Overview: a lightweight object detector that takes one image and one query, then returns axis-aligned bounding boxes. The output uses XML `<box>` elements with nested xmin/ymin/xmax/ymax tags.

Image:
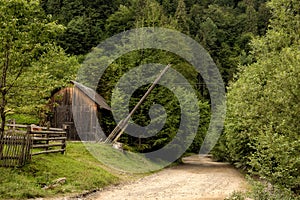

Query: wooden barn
<box><xmin>49</xmin><ymin>81</ymin><xmax>111</xmax><ymax>141</ymax></box>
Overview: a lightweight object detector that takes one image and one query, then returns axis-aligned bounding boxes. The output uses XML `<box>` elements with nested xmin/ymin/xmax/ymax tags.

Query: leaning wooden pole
<box><xmin>104</xmin><ymin>64</ymin><xmax>171</xmax><ymax>144</ymax></box>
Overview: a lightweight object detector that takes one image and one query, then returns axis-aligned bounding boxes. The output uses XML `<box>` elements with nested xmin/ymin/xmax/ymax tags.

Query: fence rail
<box><xmin>0</xmin><ymin>124</ymin><xmax>67</xmax><ymax>167</ymax></box>
<box><xmin>0</xmin><ymin>133</ymin><xmax>31</xmax><ymax>167</ymax></box>
<box><xmin>28</xmin><ymin>124</ymin><xmax>67</xmax><ymax>156</ymax></box>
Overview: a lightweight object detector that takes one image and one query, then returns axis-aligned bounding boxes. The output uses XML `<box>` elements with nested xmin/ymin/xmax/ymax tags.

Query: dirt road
<box><xmin>85</xmin><ymin>155</ymin><xmax>248</xmax><ymax>200</ymax></box>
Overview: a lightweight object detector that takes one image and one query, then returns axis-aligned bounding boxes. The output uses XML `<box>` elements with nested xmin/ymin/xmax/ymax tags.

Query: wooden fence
<box><xmin>0</xmin><ymin>130</ymin><xmax>31</xmax><ymax>167</ymax></box>
<box><xmin>0</xmin><ymin>124</ymin><xmax>67</xmax><ymax>167</ymax></box>
<box><xmin>29</xmin><ymin>125</ymin><xmax>67</xmax><ymax>156</ymax></box>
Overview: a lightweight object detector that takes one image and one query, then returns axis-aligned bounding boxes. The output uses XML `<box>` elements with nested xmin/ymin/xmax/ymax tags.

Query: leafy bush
<box><xmin>225</xmin><ymin>191</ymin><xmax>246</xmax><ymax>200</ymax></box>
<box><xmin>248</xmin><ymin>179</ymin><xmax>300</xmax><ymax>200</ymax></box>
<box><xmin>226</xmin><ymin>178</ymin><xmax>300</xmax><ymax>200</ymax></box>
<box><xmin>213</xmin><ymin>0</ymin><xmax>300</xmax><ymax>194</ymax></box>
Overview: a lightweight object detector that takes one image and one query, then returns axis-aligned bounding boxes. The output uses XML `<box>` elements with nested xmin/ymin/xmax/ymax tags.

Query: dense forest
<box><xmin>0</xmin><ymin>0</ymin><xmax>299</xmax><ymax>198</ymax></box>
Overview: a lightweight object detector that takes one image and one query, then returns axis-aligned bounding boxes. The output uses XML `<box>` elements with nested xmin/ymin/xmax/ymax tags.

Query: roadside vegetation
<box><xmin>0</xmin><ymin>0</ymin><xmax>299</xmax><ymax>199</ymax></box>
<box><xmin>227</xmin><ymin>178</ymin><xmax>300</xmax><ymax>200</ymax></box>
<box><xmin>213</xmin><ymin>0</ymin><xmax>300</xmax><ymax>197</ymax></box>
<box><xmin>0</xmin><ymin>142</ymin><xmax>142</xmax><ymax>199</ymax></box>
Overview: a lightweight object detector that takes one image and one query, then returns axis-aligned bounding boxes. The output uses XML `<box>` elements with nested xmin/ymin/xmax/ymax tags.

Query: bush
<box><xmin>213</xmin><ymin>0</ymin><xmax>300</xmax><ymax>194</ymax></box>
<box><xmin>248</xmin><ymin>179</ymin><xmax>300</xmax><ymax>200</ymax></box>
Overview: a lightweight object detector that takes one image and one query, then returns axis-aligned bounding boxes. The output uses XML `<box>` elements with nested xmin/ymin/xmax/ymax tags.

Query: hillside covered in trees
<box><xmin>0</xmin><ymin>0</ymin><xmax>299</xmax><ymax>198</ymax></box>
<box><xmin>39</xmin><ymin>0</ymin><xmax>272</xmax><ymax>155</ymax></box>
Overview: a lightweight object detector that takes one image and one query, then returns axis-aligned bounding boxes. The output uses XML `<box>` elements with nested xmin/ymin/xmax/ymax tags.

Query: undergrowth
<box><xmin>226</xmin><ymin>177</ymin><xmax>300</xmax><ymax>200</ymax></box>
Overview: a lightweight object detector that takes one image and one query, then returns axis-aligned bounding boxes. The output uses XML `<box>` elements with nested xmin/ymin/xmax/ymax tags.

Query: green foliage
<box><xmin>92</xmin><ymin>45</ymin><xmax>210</xmax><ymax>156</ymax></box>
<box><xmin>41</xmin><ymin>0</ymin><xmax>271</xmax><ymax>87</ymax></box>
<box><xmin>225</xmin><ymin>191</ymin><xmax>246</xmax><ymax>200</ymax></box>
<box><xmin>0</xmin><ymin>0</ymin><xmax>73</xmax><ymax>133</ymax></box>
<box><xmin>11</xmin><ymin>47</ymin><xmax>79</xmax><ymax>123</ymax></box>
<box><xmin>248</xmin><ymin>180</ymin><xmax>300</xmax><ymax>200</ymax></box>
<box><xmin>0</xmin><ymin>142</ymin><xmax>118</xmax><ymax>199</ymax></box>
<box><xmin>0</xmin><ymin>0</ymin><xmax>80</xmax><ymax>125</ymax></box>
<box><xmin>41</xmin><ymin>0</ymin><xmax>123</xmax><ymax>55</ymax></box>
<box><xmin>105</xmin><ymin>5</ymin><xmax>136</xmax><ymax>34</ymax></box>
<box><xmin>173</xmin><ymin>0</ymin><xmax>189</xmax><ymax>33</ymax></box>
<box><xmin>226</xmin><ymin>178</ymin><xmax>300</xmax><ymax>200</ymax></box>
<box><xmin>215</xmin><ymin>0</ymin><xmax>300</xmax><ymax>194</ymax></box>
<box><xmin>187</xmin><ymin>101</ymin><xmax>210</xmax><ymax>153</ymax></box>
<box><xmin>0</xmin><ymin>0</ymin><xmax>64</xmax><ymax>65</ymax></box>
<box><xmin>226</xmin><ymin>186</ymin><xmax>299</xmax><ymax>200</ymax></box>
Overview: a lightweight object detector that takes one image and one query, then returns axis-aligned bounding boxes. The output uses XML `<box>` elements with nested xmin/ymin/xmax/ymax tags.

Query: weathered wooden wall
<box><xmin>50</xmin><ymin>87</ymin><xmax>100</xmax><ymax>141</ymax></box>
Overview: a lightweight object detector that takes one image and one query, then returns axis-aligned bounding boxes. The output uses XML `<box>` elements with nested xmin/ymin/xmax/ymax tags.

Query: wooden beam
<box><xmin>105</xmin><ymin>64</ymin><xmax>171</xmax><ymax>144</ymax></box>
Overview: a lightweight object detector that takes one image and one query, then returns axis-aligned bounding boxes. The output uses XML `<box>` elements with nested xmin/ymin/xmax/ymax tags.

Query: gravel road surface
<box><xmin>85</xmin><ymin>155</ymin><xmax>248</xmax><ymax>200</ymax></box>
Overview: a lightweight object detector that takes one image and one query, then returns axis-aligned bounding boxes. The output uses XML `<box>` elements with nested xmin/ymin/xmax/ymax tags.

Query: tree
<box><xmin>75</xmin><ymin>0</ymin><xmax>211</xmax><ymax>155</ymax></box>
<box><xmin>105</xmin><ymin>5</ymin><xmax>136</xmax><ymax>36</ymax></box>
<box><xmin>173</xmin><ymin>0</ymin><xmax>189</xmax><ymax>33</ymax></box>
<box><xmin>41</xmin><ymin>0</ymin><xmax>124</xmax><ymax>55</ymax></box>
<box><xmin>10</xmin><ymin>47</ymin><xmax>79</xmax><ymax>124</ymax></box>
<box><xmin>217</xmin><ymin>0</ymin><xmax>300</xmax><ymax>192</ymax></box>
<box><xmin>59</xmin><ymin>15</ymin><xmax>97</xmax><ymax>55</ymax></box>
<box><xmin>0</xmin><ymin>0</ymin><xmax>69</xmax><ymax>137</ymax></box>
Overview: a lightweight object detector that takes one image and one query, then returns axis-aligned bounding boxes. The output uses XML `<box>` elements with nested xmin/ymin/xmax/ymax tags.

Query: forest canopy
<box><xmin>0</xmin><ymin>0</ymin><xmax>299</xmax><ymax>196</ymax></box>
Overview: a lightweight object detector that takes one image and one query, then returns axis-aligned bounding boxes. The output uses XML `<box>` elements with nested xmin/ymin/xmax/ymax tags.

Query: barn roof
<box><xmin>71</xmin><ymin>81</ymin><xmax>111</xmax><ymax>110</ymax></box>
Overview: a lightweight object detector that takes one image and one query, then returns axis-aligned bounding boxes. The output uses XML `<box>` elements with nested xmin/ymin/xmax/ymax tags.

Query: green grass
<box><xmin>0</xmin><ymin>142</ymin><xmax>119</xmax><ymax>199</ymax></box>
<box><xmin>85</xmin><ymin>143</ymin><xmax>167</xmax><ymax>173</ymax></box>
<box><xmin>6</xmin><ymin>114</ymin><xmax>39</xmax><ymax>125</ymax></box>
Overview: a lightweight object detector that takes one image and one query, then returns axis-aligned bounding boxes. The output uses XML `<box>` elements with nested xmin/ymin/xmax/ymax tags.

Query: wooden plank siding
<box><xmin>49</xmin><ymin>81</ymin><xmax>111</xmax><ymax>141</ymax></box>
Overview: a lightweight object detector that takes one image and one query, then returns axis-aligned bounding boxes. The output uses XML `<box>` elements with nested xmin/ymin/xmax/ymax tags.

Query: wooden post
<box><xmin>12</xmin><ymin>119</ymin><xmax>15</xmax><ymax>132</ymax></box>
<box><xmin>26</xmin><ymin>125</ymin><xmax>31</xmax><ymax>136</ymax></box>
<box><xmin>25</xmin><ymin>132</ymin><xmax>32</xmax><ymax>163</ymax></box>
<box><xmin>61</xmin><ymin>138</ymin><xmax>66</xmax><ymax>154</ymax></box>
<box><xmin>105</xmin><ymin>64</ymin><xmax>171</xmax><ymax>143</ymax></box>
<box><xmin>45</xmin><ymin>125</ymin><xmax>49</xmax><ymax>152</ymax></box>
<box><xmin>62</xmin><ymin>126</ymin><xmax>67</xmax><ymax>155</ymax></box>
<box><xmin>19</xmin><ymin>134</ymin><xmax>27</xmax><ymax>166</ymax></box>
<box><xmin>63</xmin><ymin>124</ymin><xmax>70</xmax><ymax>140</ymax></box>
<box><xmin>112</xmin><ymin>123</ymin><xmax>129</xmax><ymax>143</ymax></box>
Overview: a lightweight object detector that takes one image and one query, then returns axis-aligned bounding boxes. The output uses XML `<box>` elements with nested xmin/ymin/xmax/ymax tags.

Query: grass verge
<box><xmin>86</xmin><ymin>143</ymin><xmax>167</xmax><ymax>173</ymax></box>
<box><xmin>225</xmin><ymin>176</ymin><xmax>300</xmax><ymax>200</ymax></box>
<box><xmin>0</xmin><ymin>142</ymin><xmax>120</xmax><ymax>199</ymax></box>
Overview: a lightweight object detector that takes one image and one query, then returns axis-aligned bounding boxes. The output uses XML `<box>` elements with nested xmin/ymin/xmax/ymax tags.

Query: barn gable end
<box><xmin>49</xmin><ymin>82</ymin><xmax>111</xmax><ymax>141</ymax></box>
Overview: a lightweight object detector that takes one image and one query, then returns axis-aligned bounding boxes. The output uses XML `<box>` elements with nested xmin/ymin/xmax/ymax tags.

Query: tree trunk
<box><xmin>0</xmin><ymin>104</ymin><xmax>6</xmax><ymax>153</ymax></box>
<box><xmin>0</xmin><ymin>96</ymin><xmax>6</xmax><ymax>136</ymax></box>
<box><xmin>0</xmin><ymin>44</ymin><xmax>9</xmax><ymax>154</ymax></box>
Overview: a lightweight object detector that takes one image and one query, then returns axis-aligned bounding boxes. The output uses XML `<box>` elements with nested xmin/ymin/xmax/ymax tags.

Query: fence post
<box><xmin>19</xmin><ymin>133</ymin><xmax>29</xmax><ymax>166</ymax></box>
<box><xmin>26</xmin><ymin>127</ymin><xmax>32</xmax><ymax>164</ymax></box>
<box><xmin>45</xmin><ymin>124</ymin><xmax>49</xmax><ymax>152</ymax></box>
<box><xmin>62</xmin><ymin>126</ymin><xmax>68</xmax><ymax>154</ymax></box>
<box><xmin>61</xmin><ymin>138</ymin><xmax>66</xmax><ymax>154</ymax></box>
<box><xmin>26</xmin><ymin>125</ymin><xmax>32</xmax><ymax>163</ymax></box>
